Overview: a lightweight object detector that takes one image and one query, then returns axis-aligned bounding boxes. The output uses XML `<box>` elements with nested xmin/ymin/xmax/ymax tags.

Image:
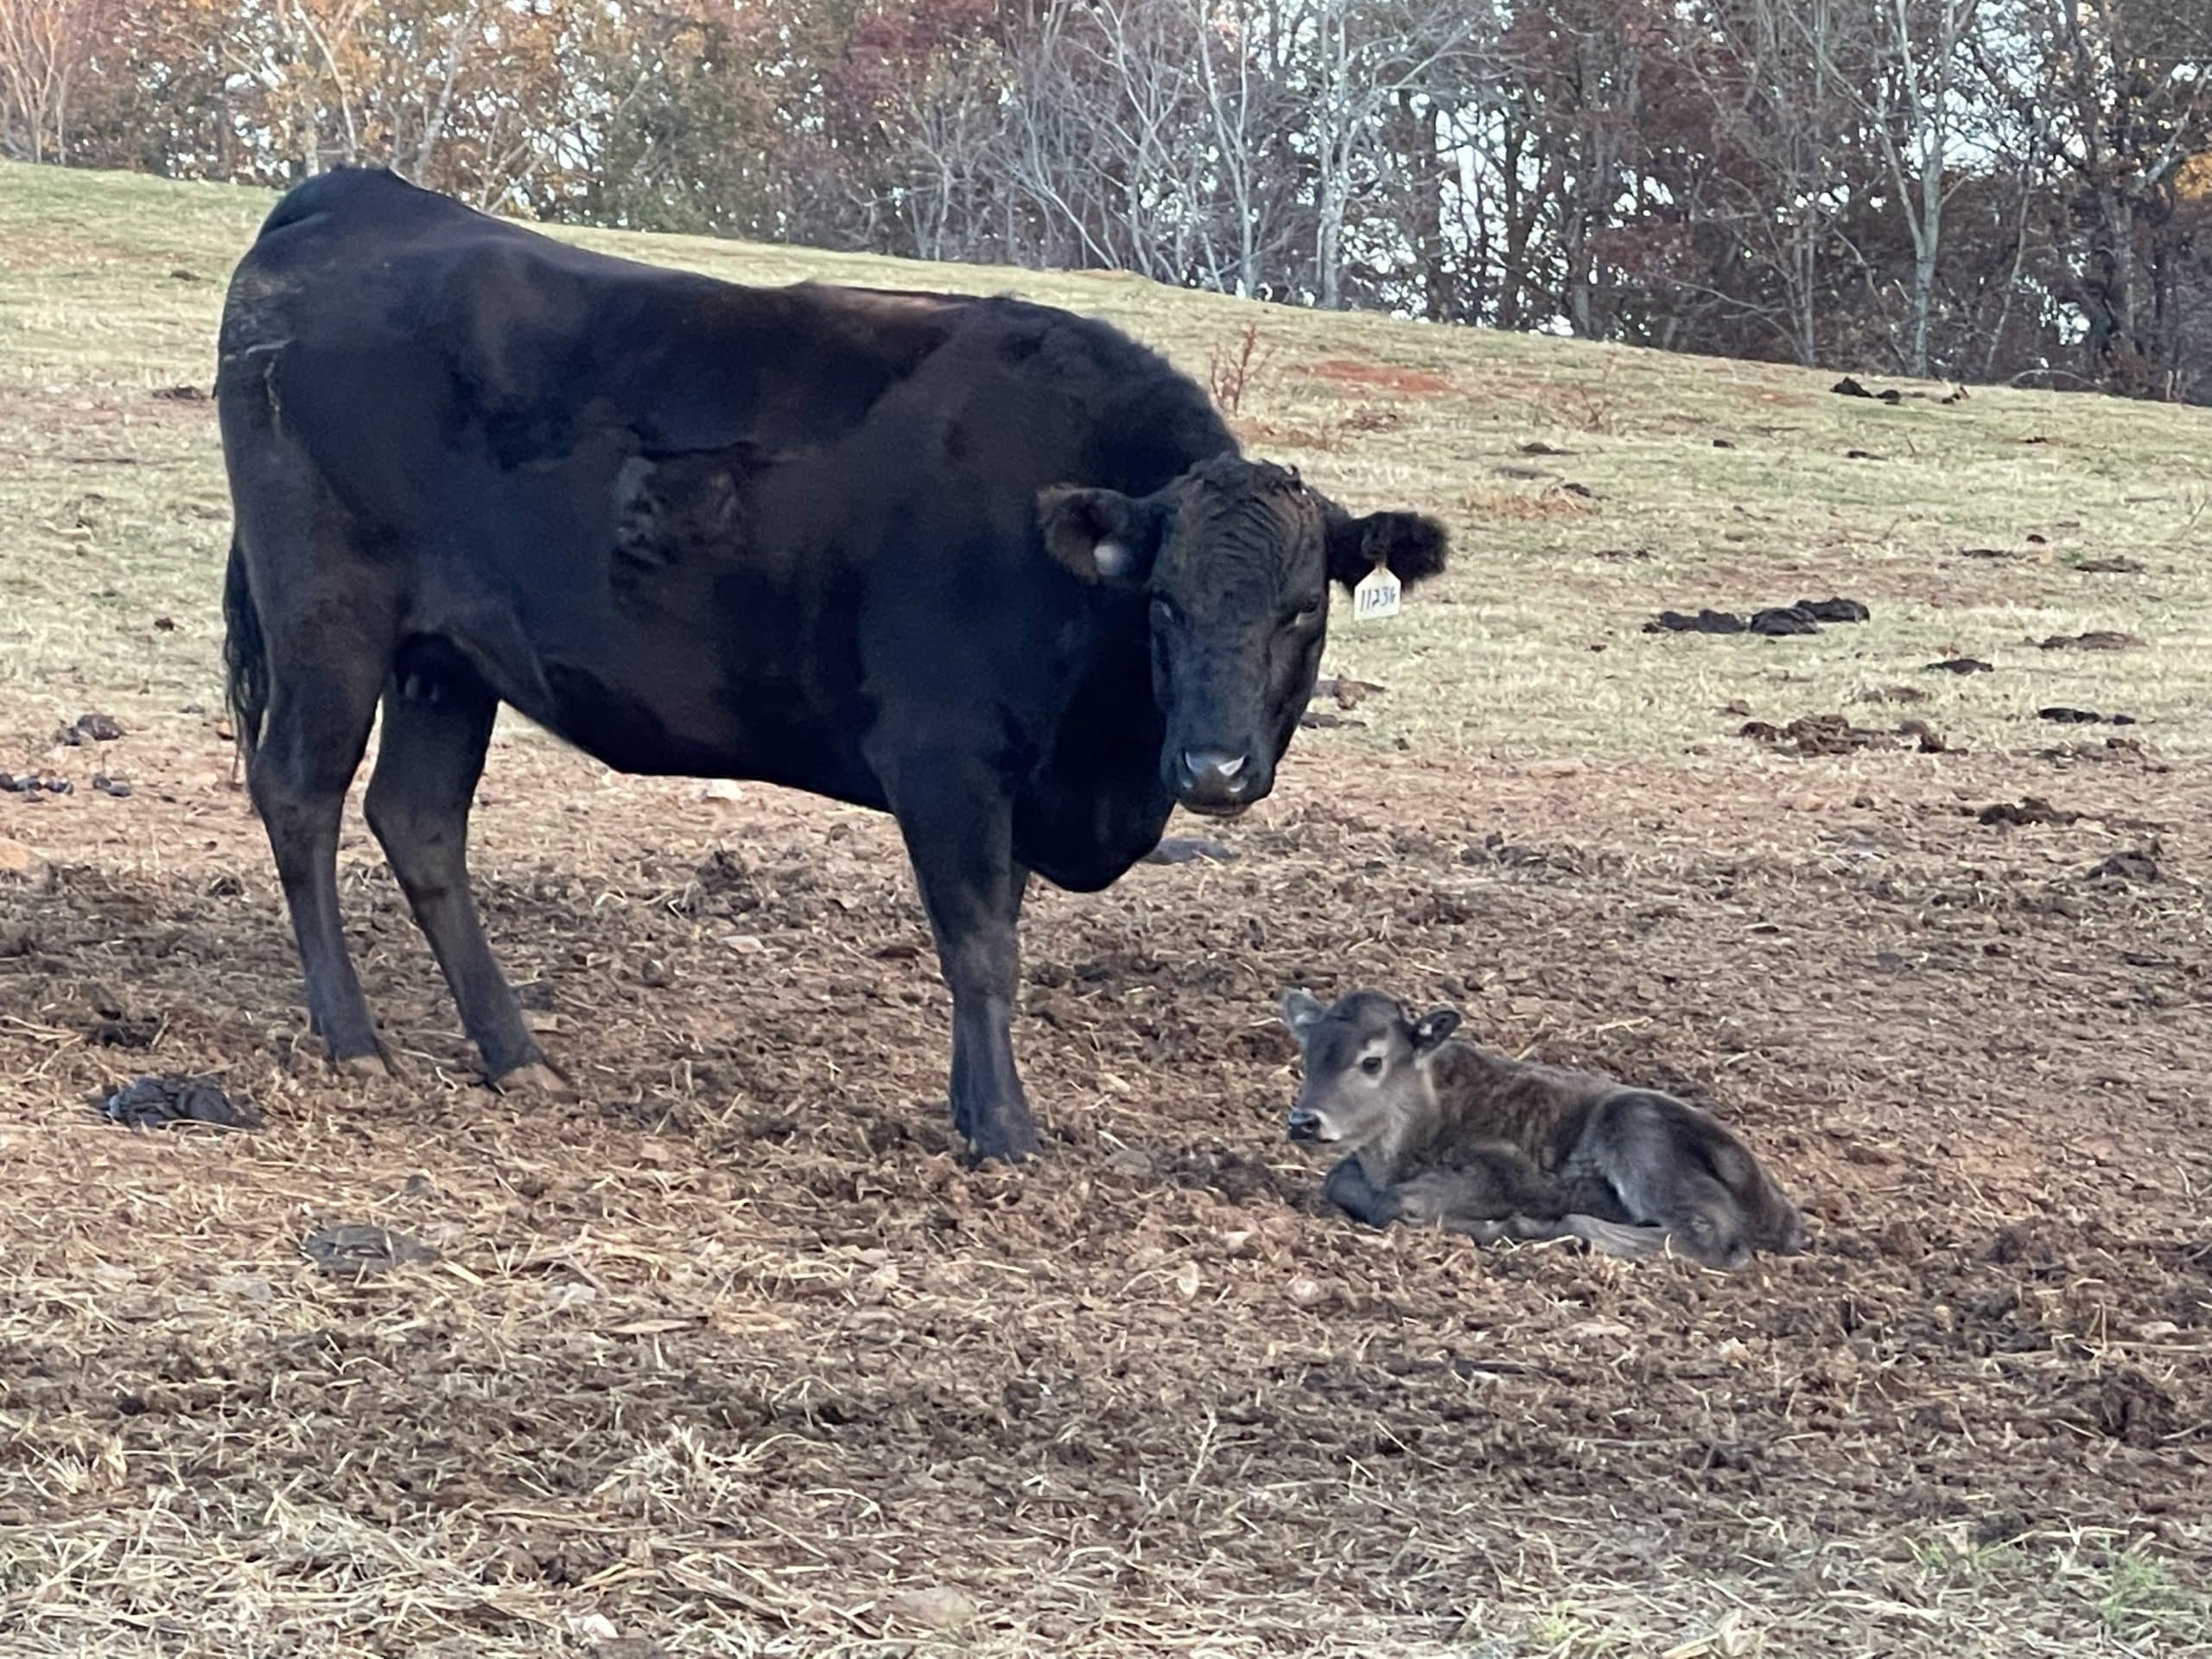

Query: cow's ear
<box><xmin>1039</xmin><ymin>486</ymin><xmax>1166</xmax><ymax>587</ymax></box>
<box><xmin>1326</xmin><ymin>509</ymin><xmax>1450</xmax><ymax>591</ymax></box>
<box><xmin>1279</xmin><ymin>988</ymin><xmax>1328</xmax><ymax>1041</ymax></box>
<box><xmin>1410</xmin><ymin>1007</ymin><xmax>1461</xmax><ymax>1053</ymax></box>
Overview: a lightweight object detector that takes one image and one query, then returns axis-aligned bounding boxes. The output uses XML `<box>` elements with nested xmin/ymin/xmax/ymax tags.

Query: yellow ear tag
<box><xmin>1351</xmin><ymin>563</ymin><xmax>1402</xmax><ymax>621</ymax></box>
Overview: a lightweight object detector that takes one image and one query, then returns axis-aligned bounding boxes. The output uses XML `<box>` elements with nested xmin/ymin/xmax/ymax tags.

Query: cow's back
<box><xmin>217</xmin><ymin>169</ymin><xmax>1233</xmax><ymax>861</ymax></box>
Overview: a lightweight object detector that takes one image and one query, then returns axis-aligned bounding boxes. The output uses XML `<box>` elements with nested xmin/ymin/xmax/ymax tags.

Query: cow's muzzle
<box><xmin>1174</xmin><ymin>747</ymin><xmax>1264</xmax><ymax>815</ymax></box>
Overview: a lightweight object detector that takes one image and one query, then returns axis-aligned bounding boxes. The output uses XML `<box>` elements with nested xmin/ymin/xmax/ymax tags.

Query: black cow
<box><xmin>216</xmin><ymin>169</ymin><xmax>1447</xmax><ymax>1161</ymax></box>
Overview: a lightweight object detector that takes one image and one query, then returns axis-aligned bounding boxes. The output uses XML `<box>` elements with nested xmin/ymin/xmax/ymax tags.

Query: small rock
<box><xmin>0</xmin><ymin>838</ymin><xmax>48</xmax><ymax>880</ymax></box>
<box><xmin>101</xmin><ymin>1076</ymin><xmax>261</xmax><ymax>1129</ymax></box>
<box><xmin>1313</xmin><ymin>674</ymin><xmax>1384</xmax><ymax>710</ymax></box>
<box><xmin>302</xmin><ymin>1223</ymin><xmax>439</xmax><ymax>1276</ymax></box>
<box><xmin>1143</xmin><ymin>837</ymin><xmax>1237</xmax><ymax>866</ymax></box>
<box><xmin>1832</xmin><ymin>376</ymin><xmax>1874</xmax><ymax>398</ymax></box>
<box><xmin>1563</xmin><ymin>1319</ymin><xmax>1632</xmax><ymax>1343</ymax></box>
<box><xmin>1286</xmin><ymin>1275</ymin><xmax>1328</xmax><ymax>1308</ymax></box>
<box><xmin>63</xmin><ymin>713</ymin><xmax>125</xmax><ymax>744</ymax></box>
<box><xmin>2084</xmin><ymin>848</ymin><xmax>2160</xmax><ymax>885</ymax></box>
<box><xmin>883</xmin><ymin>1586</ymin><xmax>978</xmax><ymax>1631</ymax></box>
<box><xmin>1926</xmin><ymin>657</ymin><xmax>1993</xmax><ymax>674</ymax></box>
<box><xmin>2074</xmin><ymin>556</ymin><xmax>2144</xmax><ymax>574</ymax></box>
<box><xmin>1526</xmin><ymin>759</ymin><xmax>1586</xmax><ymax>779</ymax></box>
<box><xmin>1101</xmin><ymin>1147</ymin><xmax>1154</xmax><ymax>1179</ymax></box>
<box><xmin>1977</xmin><ymin>797</ymin><xmax>2078</xmax><ymax>827</ymax></box>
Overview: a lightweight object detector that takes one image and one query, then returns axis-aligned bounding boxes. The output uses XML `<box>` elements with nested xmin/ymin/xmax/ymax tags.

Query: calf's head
<box><xmin>1041</xmin><ymin>457</ymin><xmax>1446</xmax><ymax>816</ymax></box>
<box><xmin>1278</xmin><ymin>988</ymin><xmax>1461</xmax><ymax>1149</ymax></box>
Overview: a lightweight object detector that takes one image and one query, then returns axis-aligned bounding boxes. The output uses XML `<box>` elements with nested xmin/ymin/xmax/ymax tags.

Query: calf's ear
<box><xmin>1326</xmin><ymin>509</ymin><xmax>1450</xmax><ymax>591</ymax></box>
<box><xmin>1410</xmin><ymin>1007</ymin><xmax>1461</xmax><ymax>1052</ymax></box>
<box><xmin>1279</xmin><ymin>988</ymin><xmax>1328</xmax><ymax>1040</ymax></box>
<box><xmin>1039</xmin><ymin>486</ymin><xmax>1166</xmax><ymax>587</ymax></box>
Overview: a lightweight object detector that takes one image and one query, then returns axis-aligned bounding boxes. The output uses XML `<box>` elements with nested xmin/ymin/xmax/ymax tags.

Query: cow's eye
<box><xmin>1149</xmin><ymin>597</ymin><xmax>1179</xmax><ymax>627</ymax></box>
<box><xmin>1287</xmin><ymin>597</ymin><xmax>1323</xmax><ymax>626</ymax></box>
<box><xmin>1359</xmin><ymin>1055</ymin><xmax>1382</xmax><ymax>1077</ymax></box>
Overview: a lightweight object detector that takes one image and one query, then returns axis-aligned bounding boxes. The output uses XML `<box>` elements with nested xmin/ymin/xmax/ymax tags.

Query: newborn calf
<box><xmin>1279</xmin><ymin>989</ymin><xmax>1805</xmax><ymax>1268</ymax></box>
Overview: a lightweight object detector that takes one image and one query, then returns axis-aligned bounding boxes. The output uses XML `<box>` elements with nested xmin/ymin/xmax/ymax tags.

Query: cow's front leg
<box><xmin>881</xmin><ymin>756</ymin><xmax>1039</xmax><ymax>1163</ymax></box>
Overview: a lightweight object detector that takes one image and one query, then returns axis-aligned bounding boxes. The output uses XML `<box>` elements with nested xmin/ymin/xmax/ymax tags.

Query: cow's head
<box><xmin>1039</xmin><ymin>457</ymin><xmax>1447</xmax><ymax>816</ymax></box>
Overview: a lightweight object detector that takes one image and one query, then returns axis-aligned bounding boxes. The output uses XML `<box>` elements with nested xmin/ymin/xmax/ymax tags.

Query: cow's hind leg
<box><xmin>250</xmin><ymin>645</ymin><xmax>387</xmax><ymax>1070</ymax></box>
<box><xmin>363</xmin><ymin>658</ymin><xmax>551</xmax><ymax>1089</ymax></box>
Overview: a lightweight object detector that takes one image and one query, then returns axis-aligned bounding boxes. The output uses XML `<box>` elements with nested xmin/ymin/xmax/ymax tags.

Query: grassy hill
<box><xmin>2</xmin><ymin>158</ymin><xmax>2208</xmax><ymax>763</ymax></box>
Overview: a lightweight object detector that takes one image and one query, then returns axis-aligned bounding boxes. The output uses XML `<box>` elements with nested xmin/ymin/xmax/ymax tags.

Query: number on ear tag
<box><xmin>1351</xmin><ymin>563</ymin><xmax>1402</xmax><ymax>621</ymax></box>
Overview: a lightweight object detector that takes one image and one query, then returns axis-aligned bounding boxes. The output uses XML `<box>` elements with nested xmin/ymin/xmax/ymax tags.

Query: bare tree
<box><xmin>1673</xmin><ymin>0</ymin><xmax>1870</xmax><ymax>365</ymax></box>
<box><xmin>1810</xmin><ymin>0</ymin><xmax>1981</xmax><ymax>375</ymax></box>
<box><xmin>1296</xmin><ymin>0</ymin><xmax>1487</xmax><ymax>308</ymax></box>
<box><xmin>0</xmin><ymin>0</ymin><xmax>114</xmax><ymax>162</ymax></box>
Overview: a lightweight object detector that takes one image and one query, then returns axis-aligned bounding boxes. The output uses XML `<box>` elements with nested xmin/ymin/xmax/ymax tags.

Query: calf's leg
<box><xmin>1449</xmin><ymin>1214</ymin><xmax>1669</xmax><ymax>1258</ymax></box>
<box><xmin>1321</xmin><ymin>1156</ymin><xmax>1404</xmax><ymax>1226</ymax></box>
<box><xmin>363</xmin><ymin>666</ymin><xmax>551</xmax><ymax>1088</ymax></box>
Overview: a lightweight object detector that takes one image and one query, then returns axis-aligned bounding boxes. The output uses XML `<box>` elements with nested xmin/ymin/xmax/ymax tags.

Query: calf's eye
<box><xmin>1359</xmin><ymin>1055</ymin><xmax>1382</xmax><ymax>1077</ymax></box>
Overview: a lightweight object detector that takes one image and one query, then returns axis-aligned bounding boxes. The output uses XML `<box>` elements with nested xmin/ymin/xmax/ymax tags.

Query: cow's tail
<box><xmin>221</xmin><ymin>536</ymin><xmax>268</xmax><ymax>784</ymax></box>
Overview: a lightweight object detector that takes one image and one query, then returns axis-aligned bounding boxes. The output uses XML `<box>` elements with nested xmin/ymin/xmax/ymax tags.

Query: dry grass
<box><xmin>1</xmin><ymin>161</ymin><xmax>2209</xmax><ymax>1657</ymax></box>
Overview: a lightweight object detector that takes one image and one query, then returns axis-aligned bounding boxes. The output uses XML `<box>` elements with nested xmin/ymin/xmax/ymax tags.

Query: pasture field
<box><xmin>1</xmin><ymin>161</ymin><xmax>2209</xmax><ymax>1656</ymax></box>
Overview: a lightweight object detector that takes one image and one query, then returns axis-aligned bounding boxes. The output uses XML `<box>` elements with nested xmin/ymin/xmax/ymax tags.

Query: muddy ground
<box><xmin>3</xmin><ymin>715</ymin><xmax>2207</xmax><ymax>1656</ymax></box>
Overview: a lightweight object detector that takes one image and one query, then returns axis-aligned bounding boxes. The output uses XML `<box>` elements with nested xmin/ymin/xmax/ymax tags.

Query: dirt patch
<box><xmin>4</xmin><ymin>734</ymin><xmax>2209</xmax><ymax>1657</ymax></box>
<box><xmin>1298</xmin><ymin>357</ymin><xmax>1455</xmax><ymax>395</ymax></box>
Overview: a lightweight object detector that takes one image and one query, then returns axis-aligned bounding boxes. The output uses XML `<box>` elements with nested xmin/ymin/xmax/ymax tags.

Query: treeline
<box><xmin>6</xmin><ymin>1</ymin><xmax>2211</xmax><ymax>397</ymax></box>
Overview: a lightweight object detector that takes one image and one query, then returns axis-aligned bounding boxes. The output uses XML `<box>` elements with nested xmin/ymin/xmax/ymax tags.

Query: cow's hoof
<box><xmin>333</xmin><ymin>1053</ymin><xmax>391</xmax><ymax>1080</ymax></box>
<box><xmin>492</xmin><ymin>1061</ymin><xmax>575</xmax><ymax>1101</ymax></box>
<box><xmin>963</xmin><ymin>1118</ymin><xmax>1042</xmax><ymax>1166</ymax></box>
